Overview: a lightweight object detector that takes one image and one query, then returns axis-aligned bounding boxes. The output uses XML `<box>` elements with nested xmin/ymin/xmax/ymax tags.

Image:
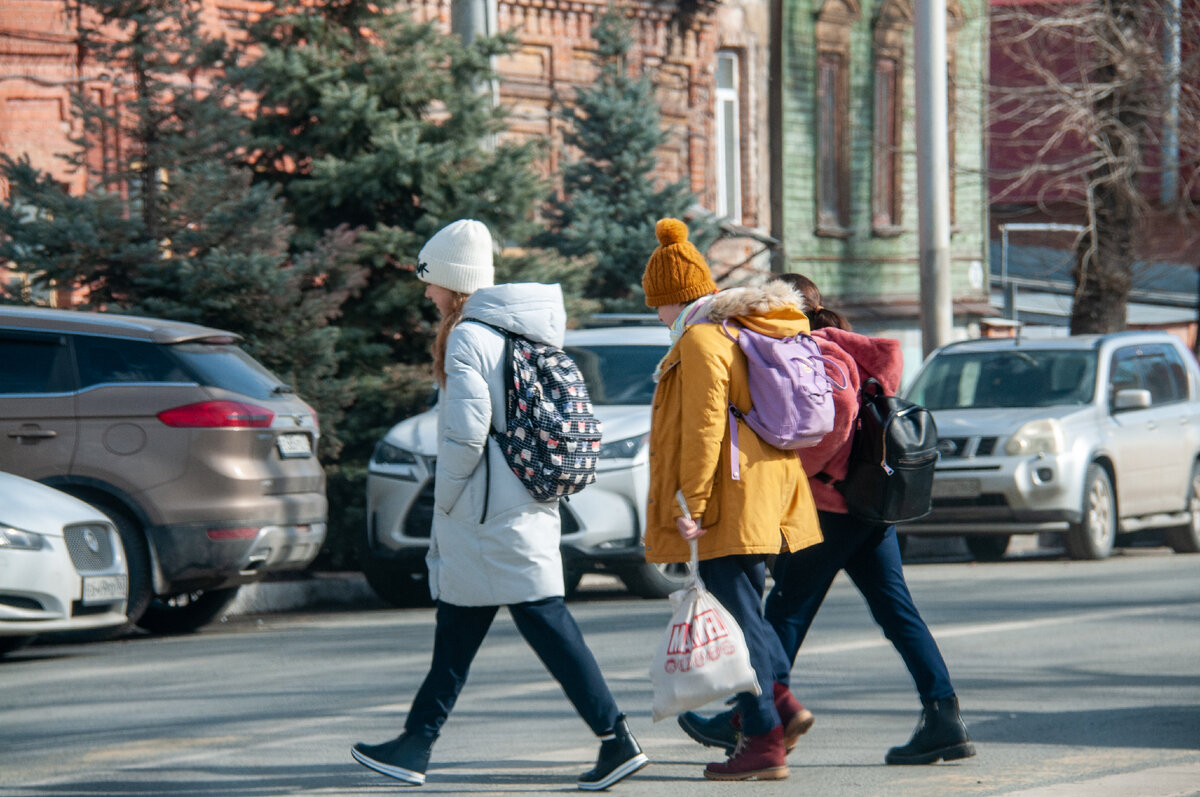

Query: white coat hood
<box><xmin>461</xmin><ymin>283</ymin><xmax>566</xmax><ymax>347</ymax></box>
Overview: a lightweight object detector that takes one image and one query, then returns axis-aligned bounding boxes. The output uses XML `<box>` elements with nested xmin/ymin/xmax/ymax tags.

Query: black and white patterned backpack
<box><xmin>468</xmin><ymin>321</ymin><xmax>602</xmax><ymax>502</ymax></box>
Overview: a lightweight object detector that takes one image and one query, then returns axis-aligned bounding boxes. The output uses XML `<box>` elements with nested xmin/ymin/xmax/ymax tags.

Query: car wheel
<box><xmin>361</xmin><ymin>557</ymin><xmax>435</xmax><ymax>608</ymax></box>
<box><xmin>0</xmin><ymin>636</ymin><xmax>33</xmax><ymax>657</ymax></box>
<box><xmin>90</xmin><ymin>503</ymin><xmax>153</xmax><ymax>630</ymax></box>
<box><xmin>617</xmin><ymin>561</ymin><xmax>690</xmax><ymax>599</ymax></box>
<box><xmin>965</xmin><ymin>534</ymin><xmax>1011</xmax><ymax>562</ymax></box>
<box><xmin>137</xmin><ymin>587</ymin><xmax>241</xmax><ymax>634</ymax></box>
<box><xmin>1165</xmin><ymin>461</ymin><xmax>1200</xmax><ymax>554</ymax></box>
<box><xmin>1065</xmin><ymin>463</ymin><xmax>1116</xmax><ymax>560</ymax></box>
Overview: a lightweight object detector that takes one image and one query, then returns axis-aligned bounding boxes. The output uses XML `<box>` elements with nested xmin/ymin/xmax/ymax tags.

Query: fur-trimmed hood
<box><xmin>704</xmin><ymin>281</ymin><xmax>808</xmax><ymax>321</ymax></box>
<box><xmin>693</xmin><ymin>282</ymin><xmax>812</xmax><ymax>340</ymax></box>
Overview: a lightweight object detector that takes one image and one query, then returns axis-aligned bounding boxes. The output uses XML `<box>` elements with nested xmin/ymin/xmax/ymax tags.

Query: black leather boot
<box><xmin>352</xmin><ymin>731</ymin><xmax>437</xmax><ymax>785</ymax></box>
<box><xmin>578</xmin><ymin>715</ymin><xmax>649</xmax><ymax>791</ymax></box>
<box><xmin>885</xmin><ymin>696</ymin><xmax>976</xmax><ymax>765</ymax></box>
<box><xmin>677</xmin><ymin>709</ymin><xmax>738</xmax><ymax>754</ymax></box>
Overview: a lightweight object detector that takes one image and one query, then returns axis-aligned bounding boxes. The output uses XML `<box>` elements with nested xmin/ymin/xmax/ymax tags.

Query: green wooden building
<box><xmin>774</xmin><ymin>0</ymin><xmax>991</xmax><ymax>379</ymax></box>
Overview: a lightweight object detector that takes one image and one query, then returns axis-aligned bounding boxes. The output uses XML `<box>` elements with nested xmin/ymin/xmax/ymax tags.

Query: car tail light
<box><xmin>158</xmin><ymin>401</ymin><xmax>275</xmax><ymax>428</ymax></box>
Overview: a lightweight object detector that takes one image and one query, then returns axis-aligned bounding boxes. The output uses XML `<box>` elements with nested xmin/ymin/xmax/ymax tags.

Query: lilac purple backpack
<box><xmin>722</xmin><ymin>320</ymin><xmax>848</xmax><ymax>451</ymax></box>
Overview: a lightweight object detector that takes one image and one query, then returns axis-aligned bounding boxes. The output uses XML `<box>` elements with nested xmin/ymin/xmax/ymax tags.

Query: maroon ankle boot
<box><xmin>703</xmin><ymin>723</ymin><xmax>788</xmax><ymax>781</ymax></box>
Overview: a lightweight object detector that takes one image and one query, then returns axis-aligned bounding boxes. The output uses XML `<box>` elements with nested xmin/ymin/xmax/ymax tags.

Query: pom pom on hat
<box><xmin>656</xmin><ymin>218</ymin><xmax>689</xmax><ymax>245</ymax></box>
<box><xmin>416</xmin><ymin>219</ymin><xmax>495</xmax><ymax>295</ymax></box>
<box><xmin>642</xmin><ymin>217</ymin><xmax>717</xmax><ymax>307</ymax></box>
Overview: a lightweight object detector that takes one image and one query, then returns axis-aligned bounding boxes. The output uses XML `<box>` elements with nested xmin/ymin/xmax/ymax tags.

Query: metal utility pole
<box><xmin>914</xmin><ymin>0</ymin><xmax>953</xmax><ymax>356</ymax></box>
<box><xmin>1162</xmin><ymin>0</ymin><xmax>1181</xmax><ymax>207</ymax></box>
<box><xmin>451</xmin><ymin>0</ymin><xmax>499</xmax><ymax>109</ymax></box>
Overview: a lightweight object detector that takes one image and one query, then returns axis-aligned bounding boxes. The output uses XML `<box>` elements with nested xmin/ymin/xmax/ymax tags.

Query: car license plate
<box><xmin>276</xmin><ymin>433</ymin><xmax>312</xmax><ymax>458</ymax></box>
<box><xmin>83</xmin><ymin>574</ymin><xmax>127</xmax><ymax>604</ymax></box>
<box><xmin>932</xmin><ymin>477</ymin><xmax>981</xmax><ymax>499</ymax></box>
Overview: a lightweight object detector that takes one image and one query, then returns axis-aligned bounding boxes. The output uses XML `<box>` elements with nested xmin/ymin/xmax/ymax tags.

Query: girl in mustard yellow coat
<box><xmin>641</xmin><ymin>218</ymin><xmax>823</xmax><ymax>781</ymax></box>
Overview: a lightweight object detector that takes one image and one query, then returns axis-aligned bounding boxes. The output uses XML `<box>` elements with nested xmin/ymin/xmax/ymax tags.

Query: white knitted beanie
<box><xmin>416</xmin><ymin>219</ymin><xmax>495</xmax><ymax>295</ymax></box>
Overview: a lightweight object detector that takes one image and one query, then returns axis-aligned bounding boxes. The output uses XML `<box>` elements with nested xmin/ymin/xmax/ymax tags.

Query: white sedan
<box><xmin>0</xmin><ymin>472</ymin><xmax>129</xmax><ymax>656</ymax></box>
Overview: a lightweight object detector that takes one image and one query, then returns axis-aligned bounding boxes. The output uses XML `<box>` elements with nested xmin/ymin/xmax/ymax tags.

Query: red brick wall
<box><xmin>0</xmin><ymin>0</ymin><xmax>720</xmax><ymax>206</ymax></box>
<box><xmin>0</xmin><ymin>1</ymin><xmax>86</xmax><ymax>194</ymax></box>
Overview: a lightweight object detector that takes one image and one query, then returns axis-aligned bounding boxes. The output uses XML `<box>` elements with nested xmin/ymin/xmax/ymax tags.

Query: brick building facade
<box><xmin>0</xmin><ymin>0</ymin><xmax>774</xmax><ymax>278</ymax></box>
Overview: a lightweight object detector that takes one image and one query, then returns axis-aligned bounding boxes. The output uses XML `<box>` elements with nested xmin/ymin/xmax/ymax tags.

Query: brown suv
<box><xmin>0</xmin><ymin>306</ymin><xmax>326</xmax><ymax>633</ymax></box>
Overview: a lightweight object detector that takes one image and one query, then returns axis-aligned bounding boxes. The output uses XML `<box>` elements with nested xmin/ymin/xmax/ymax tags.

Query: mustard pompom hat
<box><xmin>641</xmin><ymin>218</ymin><xmax>717</xmax><ymax>307</ymax></box>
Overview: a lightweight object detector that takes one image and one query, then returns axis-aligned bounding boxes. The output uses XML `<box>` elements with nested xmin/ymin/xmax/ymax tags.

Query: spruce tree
<box><xmin>0</xmin><ymin>0</ymin><xmax>363</xmax><ymax>457</ymax></box>
<box><xmin>226</xmin><ymin>2</ymin><xmax>571</xmax><ymax>562</ymax></box>
<box><xmin>540</xmin><ymin>4</ymin><xmax>705</xmax><ymax>306</ymax></box>
<box><xmin>229</xmin><ymin>0</ymin><xmax>548</xmax><ymax>371</ymax></box>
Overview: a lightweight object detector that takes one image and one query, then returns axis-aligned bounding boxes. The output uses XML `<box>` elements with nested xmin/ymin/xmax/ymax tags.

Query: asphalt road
<box><xmin>2</xmin><ymin>544</ymin><xmax>1198</xmax><ymax>797</ymax></box>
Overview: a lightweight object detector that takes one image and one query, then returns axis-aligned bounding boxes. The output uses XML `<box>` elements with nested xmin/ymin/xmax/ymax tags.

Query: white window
<box><xmin>714</xmin><ymin>50</ymin><xmax>742</xmax><ymax>220</ymax></box>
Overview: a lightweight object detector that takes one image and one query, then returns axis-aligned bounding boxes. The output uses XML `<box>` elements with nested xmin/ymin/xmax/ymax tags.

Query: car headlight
<box><xmin>371</xmin><ymin>441</ymin><xmax>423</xmax><ymax>481</ymax></box>
<box><xmin>373</xmin><ymin>441</ymin><xmax>418</xmax><ymax>466</ymax></box>
<box><xmin>0</xmin><ymin>524</ymin><xmax>46</xmax><ymax>551</ymax></box>
<box><xmin>1004</xmin><ymin>419</ymin><xmax>1065</xmax><ymax>456</ymax></box>
<box><xmin>599</xmin><ymin>434</ymin><xmax>648</xmax><ymax>460</ymax></box>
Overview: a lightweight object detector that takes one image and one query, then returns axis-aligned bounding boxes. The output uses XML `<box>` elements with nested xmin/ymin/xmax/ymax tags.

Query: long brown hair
<box><xmin>773</xmin><ymin>273</ymin><xmax>851</xmax><ymax>332</ymax></box>
<box><xmin>431</xmin><ymin>291</ymin><xmax>470</xmax><ymax>387</ymax></box>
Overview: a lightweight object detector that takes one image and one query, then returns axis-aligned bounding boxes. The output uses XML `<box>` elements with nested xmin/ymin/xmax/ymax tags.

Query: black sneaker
<box><xmin>578</xmin><ymin>716</ymin><xmax>649</xmax><ymax>791</ymax></box>
<box><xmin>677</xmin><ymin>709</ymin><xmax>738</xmax><ymax>755</ymax></box>
<box><xmin>351</xmin><ymin>732</ymin><xmax>436</xmax><ymax>786</ymax></box>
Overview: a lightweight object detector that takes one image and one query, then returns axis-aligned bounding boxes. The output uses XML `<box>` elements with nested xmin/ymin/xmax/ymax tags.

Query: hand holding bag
<box><xmin>649</xmin><ymin>492</ymin><xmax>761</xmax><ymax>722</ymax></box>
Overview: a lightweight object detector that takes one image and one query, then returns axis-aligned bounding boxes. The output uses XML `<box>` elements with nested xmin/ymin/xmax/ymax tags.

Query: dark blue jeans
<box><xmin>763</xmin><ymin>511</ymin><xmax>956</xmax><ymax>704</ymax></box>
<box><xmin>697</xmin><ymin>555</ymin><xmax>785</xmax><ymax>736</ymax></box>
<box><xmin>405</xmin><ymin>597</ymin><xmax>622</xmax><ymax>738</ymax></box>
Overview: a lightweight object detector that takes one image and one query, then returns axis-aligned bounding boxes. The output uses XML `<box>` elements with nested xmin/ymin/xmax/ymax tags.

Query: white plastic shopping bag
<box><xmin>649</xmin><ymin>492</ymin><xmax>761</xmax><ymax>722</ymax></box>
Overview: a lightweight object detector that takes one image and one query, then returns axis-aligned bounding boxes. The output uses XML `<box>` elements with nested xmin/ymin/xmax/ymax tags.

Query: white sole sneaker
<box><xmin>578</xmin><ymin>752</ymin><xmax>649</xmax><ymax>791</ymax></box>
<box><xmin>351</xmin><ymin>745</ymin><xmax>426</xmax><ymax>786</ymax></box>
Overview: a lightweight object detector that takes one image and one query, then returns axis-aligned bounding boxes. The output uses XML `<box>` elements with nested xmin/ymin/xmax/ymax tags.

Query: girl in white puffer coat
<box><xmin>351</xmin><ymin>220</ymin><xmax>647</xmax><ymax>792</ymax></box>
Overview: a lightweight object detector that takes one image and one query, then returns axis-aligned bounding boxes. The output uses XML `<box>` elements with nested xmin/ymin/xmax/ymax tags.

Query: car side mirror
<box><xmin>1113</xmin><ymin>388</ymin><xmax>1151</xmax><ymax>412</ymax></box>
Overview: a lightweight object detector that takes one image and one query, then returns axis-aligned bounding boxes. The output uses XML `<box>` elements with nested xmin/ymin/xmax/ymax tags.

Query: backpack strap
<box><xmin>480</xmin><ymin>443</ymin><xmax>490</xmax><ymax>525</ymax></box>
<box><xmin>728</xmin><ymin>406</ymin><xmax>742</xmax><ymax>481</ymax></box>
<box><xmin>815</xmin><ymin>378</ymin><xmax>883</xmax><ymax>490</ymax></box>
<box><xmin>458</xmin><ymin>318</ymin><xmax>514</xmax><ymax>434</ymax></box>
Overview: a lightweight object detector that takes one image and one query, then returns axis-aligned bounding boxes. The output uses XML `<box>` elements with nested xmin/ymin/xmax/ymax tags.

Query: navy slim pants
<box><xmin>763</xmin><ymin>511</ymin><xmax>956</xmax><ymax>704</ymax></box>
<box><xmin>404</xmin><ymin>597</ymin><xmax>622</xmax><ymax>738</ymax></box>
<box><xmin>697</xmin><ymin>555</ymin><xmax>785</xmax><ymax>736</ymax></box>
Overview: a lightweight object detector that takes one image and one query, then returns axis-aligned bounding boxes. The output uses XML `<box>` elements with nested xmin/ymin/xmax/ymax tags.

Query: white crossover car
<box><xmin>362</xmin><ymin>324</ymin><xmax>687</xmax><ymax>604</ymax></box>
<box><xmin>0</xmin><ymin>472</ymin><xmax>128</xmax><ymax>656</ymax></box>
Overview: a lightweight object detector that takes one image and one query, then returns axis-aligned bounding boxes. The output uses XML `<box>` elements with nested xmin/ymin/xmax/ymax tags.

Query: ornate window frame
<box><xmin>814</xmin><ymin>0</ymin><xmax>860</xmax><ymax>238</ymax></box>
<box><xmin>871</xmin><ymin>0</ymin><xmax>911</xmax><ymax>236</ymax></box>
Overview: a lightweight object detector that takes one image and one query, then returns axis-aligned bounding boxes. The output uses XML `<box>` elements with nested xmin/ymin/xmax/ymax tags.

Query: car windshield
<box><xmin>908</xmin><ymin>349</ymin><xmax>1098</xmax><ymax>410</ymax></box>
<box><xmin>565</xmin><ymin>344</ymin><xmax>667</xmax><ymax>405</ymax></box>
<box><xmin>169</xmin><ymin>342</ymin><xmax>287</xmax><ymax>400</ymax></box>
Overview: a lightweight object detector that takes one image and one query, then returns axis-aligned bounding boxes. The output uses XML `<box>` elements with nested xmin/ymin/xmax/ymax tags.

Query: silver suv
<box><xmin>903</xmin><ymin>331</ymin><xmax>1200</xmax><ymax>560</ymax></box>
<box><xmin>0</xmin><ymin>306</ymin><xmax>327</xmax><ymax>632</ymax></box>
<box><xmin>363</xmin><ymin>325</ymin><xmax>686</xmax><ymax>603</ymax></box>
